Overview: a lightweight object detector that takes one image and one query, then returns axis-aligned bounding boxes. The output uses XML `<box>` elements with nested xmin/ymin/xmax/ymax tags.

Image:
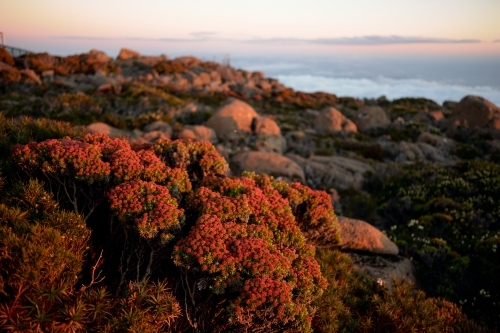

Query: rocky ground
<box><xmin>2</xmin><ymin>46</ymin><xmax>500</xmax><ymax>326</ymax></box>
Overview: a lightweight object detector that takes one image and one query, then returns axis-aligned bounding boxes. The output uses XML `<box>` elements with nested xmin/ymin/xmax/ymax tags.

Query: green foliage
<box><xmin>118</xmin><ymin>83</ymin><xmax>185</xmax><ymax>108</ymax></box>
<box><xmin>0</xmin><ymin>113</ymin><xmax>85</xmax><ymax>161</ymax></box>
<box><xmin>339</xmin><ymin>189</ymin><xmax>378</xmax><ymax>222</ymax></box>
<box><xmin>455</xmin><ymin>143</ymin><xmax>481</xmax><ymax>160</ymax></box>
<box><xmin>367</xmin><ymin>161</ymin><xmax>500</xmax><ymax>327</ymax></box>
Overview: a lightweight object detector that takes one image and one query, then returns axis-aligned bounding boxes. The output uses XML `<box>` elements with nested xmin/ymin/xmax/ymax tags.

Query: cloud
<box><xmin>276</xmin><ymin>75</ymin><xmax>500</xmax><ymax>106</ymax></box>
<box><xmin>494</xmin><ymin>39</ymin><xmax>500</xmax><ymax>43</ymax></box>
<box><xmin>311</xmin><ymin>35</ymin><xmax>481</xmax><ymax>45</ymax></box>
<box><xmin>53</xmin><ymin>34</ymin><xmax>482</xmax><ymax>45</ymax></box>
<box><xmin>245</xmin><ymin>35</ymin><xmax>481</xmax><ymax>45</ymax></box>
<box><xmin>53</xmin><ymin>36</ymin><xmax>213</xmax><ymax>43</ymax></box>
<box><xmin>189</xmin><ymin>31</ymin><xmax>218</xmax><ymax>39</ymax></box>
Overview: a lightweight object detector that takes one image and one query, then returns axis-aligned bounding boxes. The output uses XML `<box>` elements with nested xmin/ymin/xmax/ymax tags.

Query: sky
<box><xmin>2</xmin><ymin>0</ymin><xmax>500</xmax><ymax>56</ymax></box>
<box><xmin>2</xmin><ymin>0</ymin><xmax>500</xmax><ymax>104</ymax></box>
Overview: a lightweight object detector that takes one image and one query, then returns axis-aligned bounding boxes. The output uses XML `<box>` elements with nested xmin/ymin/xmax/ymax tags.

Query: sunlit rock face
<box><xmin>314</xmin><ymin>107</ymin><xmax>358</xmax><ymax>135</ymax></box>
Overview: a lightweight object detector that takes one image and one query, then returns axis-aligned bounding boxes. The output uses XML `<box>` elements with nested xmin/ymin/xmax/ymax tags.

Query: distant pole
<box><xmin>0</xmin><ymin>32</ymin><xmax>4</xmax><ymax>47</ymax></box>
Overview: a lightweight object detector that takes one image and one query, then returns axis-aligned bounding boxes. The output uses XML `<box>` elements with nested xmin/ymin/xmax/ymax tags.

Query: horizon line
<box><xmin>51</xmin><ymin>35</ymin><xmax>485</xmax><ymax>45</ymax></box>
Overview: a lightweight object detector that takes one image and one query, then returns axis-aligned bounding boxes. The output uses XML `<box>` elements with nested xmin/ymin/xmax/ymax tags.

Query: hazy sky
<box><xmin>2</xmin><ymin>0</ymin><xmax>500</xmax><ymax>56</ymax></box>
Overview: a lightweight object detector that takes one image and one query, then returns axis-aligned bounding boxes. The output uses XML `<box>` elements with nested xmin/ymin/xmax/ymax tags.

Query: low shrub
<box><xmin>3</xmin><ymin>126</ymin><xmax>495</xmax><ymax>332</ymax></box>
<box><xmin>174</xmin><ymin>174</ymin><xmax>331</xmax><ymax>332</ymax></box>
<box><xmin>367</xmin><ymin>161</ymin><xmax>500</xmax><ymax>327</ymax></box>
<box><xmin>313</xmin><ymin>248</ymin><xmax>496</xmax><ymax>333</ymax></box>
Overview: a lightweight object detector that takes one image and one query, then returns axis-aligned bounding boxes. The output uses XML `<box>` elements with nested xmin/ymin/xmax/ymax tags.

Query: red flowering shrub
<box><xmin>9</xmin><ymin>133</ymin><xmax>338</xmax><ymax>332</ymax></box>
<box><xmin>109</xmin><ymin>148</ymin><xmax>143</xmax><ymax>183</ymax></box>
<box><xmin>108</xmin><ymin>180</ymin><xmax>184</xmax><ymax>241</ymax></box>
<box><xmin>251</xmin><ymin>173</ymin><xmax>341</xmax><ymax>247</ymax></box>
<box><xmin>153</xmin><ymin>139</ymin><xmax>229</xmax><ymax>182</ymax></box>
<box><xmin>12</xmin><ymin>137</ymin><xmax>111</xmax><ymax>183</ymax></box>
<box><xmin>136</xmin><ymin>149</ymin><xmax>169</xmax><ymax>183</ymax></box>
<box><xmin>173</xmin><ymin>174</ymin><xmax>328</xmax><ymax>332</ymax></box>
<box><xmin>82</xmin><ymin>133</ymin><xmax>130</xmax><ymax>158</ymax></box>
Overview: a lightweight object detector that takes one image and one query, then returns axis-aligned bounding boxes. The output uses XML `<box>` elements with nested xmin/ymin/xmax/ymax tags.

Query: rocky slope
<box><xmin>1</xmin><ymin>46</ymin><xmax>499</xmax><ymax>328</ymax></box>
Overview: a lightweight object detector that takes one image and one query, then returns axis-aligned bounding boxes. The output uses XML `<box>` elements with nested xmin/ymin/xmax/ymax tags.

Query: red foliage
<box><xmin>153</xmin><ymin>139</ymin><xmax>228</xmax><ymax>182</ymax></box>
<box><xmin>107</xmin><ymin>180</ymin><xmax>184</xmax><ymax>240</ymax></box>
<box><xmin>12</xmin><ymin>137</ymin><xmax>111</xmax><ymax>183</ymax></box>
<box><xmin>11</xmin><ymin>134</ymin><xmax>335</xmax><ymax>331</ymax></box>
<box><xmin>82</xmin><ymin>133</ymin><xmax>130</xmax><ymax>158</ymax></box>
<box><xmin>174</xmin><ymin>175</ymin><xmax>328</xmax><ymax>330</ymax></box>
<box><xmin>255</xmin><ymin>175</ymin><xmax>341</xmax><ymax>246</ymax></box>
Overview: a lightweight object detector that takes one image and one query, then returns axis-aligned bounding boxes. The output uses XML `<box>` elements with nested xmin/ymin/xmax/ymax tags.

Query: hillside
<box><xmin>0</xmin><ymin>46</ymin><xmax>499</xmax><ymax>332</ymax></box>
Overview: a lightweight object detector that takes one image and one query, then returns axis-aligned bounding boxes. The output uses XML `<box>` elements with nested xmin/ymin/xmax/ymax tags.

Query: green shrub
<box><xmin>0</xmin><ymin>114</ymin><xmax>85</xmax><ymax>164</ymax></box>
<box><xmin>367</xmin><ymin>161</ymin><xmax>500</xmax><ymax>327</ymax></box>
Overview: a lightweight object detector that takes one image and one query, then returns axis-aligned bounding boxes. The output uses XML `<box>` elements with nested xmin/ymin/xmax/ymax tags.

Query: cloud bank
<box><xmin>277</xmin><ymin>75</ymin><xmax>500</xmax><ymax>105</ymax></box>
<box><xmin>244</xmin><ymin>35</ymin><xmax>481</xmax><ymax>45</ymax></box>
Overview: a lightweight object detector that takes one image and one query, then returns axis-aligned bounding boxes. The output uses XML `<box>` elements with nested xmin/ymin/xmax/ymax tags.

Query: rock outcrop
<box><xmin>86</xmin><ymin>122</ymin><xmax>130</xmax><ymax>138</ymax></box>
<box><xmin>444</xmin><ymin>95</ymin><xmax>500</xmax><ymax>133</ymax></box>
<box><xmin>348</xmin><ymin>253</ymin><xmax>417</xmax><ymax>291</ymax></box>
<box><xmin>206</xmin><ymin>98</ymin><xmax>259</xmax><ymax>139</ymax></box>
<box><xmin>355</xmin><ymin>106</ymin><xmax>391</xmax><ymax>132</ymax></box>
<box><xmin>338</xmin><ymin>217</ymin><xmax>399</xmax><ymax>255</ymax></box>
<box><xmin>118</xmin><ymin>48</ymin><xmax>141</xmax><ymax>61</ymax></box>
<box><xmin>231</xmin><ymin>151</ymin><xmax>305</xmax><ymax>183</ymax></box>
<box><xmin>287</xmin><ymin>154</ymin><xmax>373</xmax><ymax>190</ymax></box>
<box><xmin>178</xmin><ymin>125</ymin><xmax>218</xmax><ymax>143</ymax></box>
<box><xmin>314</xmin><ymin>107</ymin><xmax>358</xmax><ymax>135</ymax></box>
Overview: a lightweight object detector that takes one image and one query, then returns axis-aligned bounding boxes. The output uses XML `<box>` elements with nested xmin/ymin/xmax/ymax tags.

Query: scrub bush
<box><xmin>4</xmin><ymin>126</ymin><xmax>495</xmax><ymax>332</ymax></box>
<box><xmin>0</xmin><ymin>178</ymin><xmax>181</xmax><ymax>332</ymax></box>
<box><xmin>368</xmin><ymin>161</ymin><xmax>500</xmax><ymax>327</ymax></box>
<box><xmin>313</xmin><ymin>248</ymin><xmax>496</xmax><ymax>333</ymax></box>
<box><xmin>174</xmin><ymin>173</ymin><xmax>330</xmax><ymax>332</ymax></box>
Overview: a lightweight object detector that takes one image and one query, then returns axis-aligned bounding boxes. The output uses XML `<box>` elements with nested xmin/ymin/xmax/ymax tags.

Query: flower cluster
<box><xmin>107</xmin><ymin>180</ymin><xmax>184</xmax><ymax>240</ymax></box>
<box><xmin>136</xmin><ymin>149</ymin><xmax>169</xmax><ymax>183</ymax></box>
<box><xmin>109</xmin><ymin>148</ymin><xmax>143</xmax><ymax>183</ymax></box>
<box><xmin>174</xmin><ymin>174</ymin><xmax>328</xmax><ymax>331</ymax></box>
<box><xmin>12</xmin><ymin>137</ymin><xmax>110</xmax><ymax>183</ymax></box>
<box><xmin>83</xmin><ymin>133</ymin><xmax>131</xmax><ymax>158</ymax></box>
<box><xmin>12</xmin><ymin>134</ymin><xmax>193</xmax><ymax>193</ymax></box>
<box><xmin>198</xmin><ymin>175</ymin><xmax>306</xmax><ymax>249</ymax></box>
<box><xmin>234</xmin><ymin>277</ymin><xmax>297</xmax><ymax>322</ymax></box>
<box><xmin>274</xmin><ymin>179</ymin><xmax>341</xmax><ymax>246</ymax></box>
<box><xmin>187</xmin><ymin>187</ymin><xmax>252</xmax><ymax>223</ymax></box>
<box><xmin>153</xmin><ymin>139</ymin><xmax>229</xmax><ymax>182</ymax></box>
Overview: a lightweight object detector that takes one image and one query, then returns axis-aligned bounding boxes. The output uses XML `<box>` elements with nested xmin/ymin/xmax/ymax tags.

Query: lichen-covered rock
<box><xmin>252</xmin><ymin>116</ymin><xmax>281</xmax><ymax>136</ymax></box>
<box><xmin>87</xmin><ymin>49</ymin><xmax>112</xmax><ymax>64</ymax></box>
<box><xmin>231</xmin><ymin>151</ymin><xmax>305</xmax><ymax>183</ymax></box>
<box><xmin>355</xmin><ymin>106</ymin><xmax>390</xmax><ymax>132</ymax></box>
<box><xmin>20</xmin><ymin>69</ymin><xmax>41</xmax><ymax>85</ymax></box>
<box><xmin>287</xmin><ymin>154</ymin><xmax>373</xmax><ymax>190</ymax></box>
<box><xmin>314</xmin><ymin>107</ymin><xmax>358</xmax><ymax>135</ymax></box>
<box><xmin>338</xmin><ymin>217</ymin><xmax>399</xmax><ymax>255</ymax></box>
<box><xmin>143</xmin><ymin>120</ymin><xmax>172</xmax><ymax>138</ymax></box>
<box><xmin>86</xmin><ymin>122</ymin><xmax>131</xmax><ymax>138</ymax></box>
<box><xmin>177</xmin><ymin>125</ymin><xmax>218</xmax><ymax>143</ymax></box>
<box><xmin>348</xmin><ymin>252</ymin><xmax>417</xmax><ymax>291</ymax></box>
<box><xmin>206</xmin><ymin>98</ymin><xmax>259</xmax><ymax>139</ymax></box>
<box><xmin>445</xmin><ymin>95</ymin><xmax>500</xmax><ymax>132</ymax></box>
